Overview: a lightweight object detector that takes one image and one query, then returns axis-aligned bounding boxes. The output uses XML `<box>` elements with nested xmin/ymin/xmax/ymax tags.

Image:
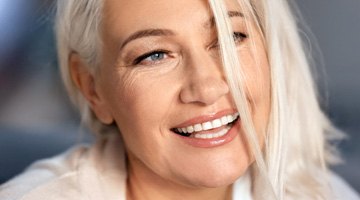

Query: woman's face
<box><xmin>96</xmin><ymin>0</ymin><xmax>270</xmax><ymax>188</ymax></box>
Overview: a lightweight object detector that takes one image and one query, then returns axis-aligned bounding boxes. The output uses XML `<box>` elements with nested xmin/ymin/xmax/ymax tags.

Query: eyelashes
<box><xmin>132</xmin><ymin>31</ymin><xmax>248</xmax><ymax>66</ymax></box>
<box><xmin>210</xmin><ymin>32</ymin><xmax>248</xmax><ymax>48</ymax></box>
<box><xmin>233</xmin><ymin>32</ymin><xmax>248</xmax><ymax>43</ymax></box>
<box><xmin>133</xmin><ymin>50</ymin><xmax>170</xmax><ymax>65</ymax></box>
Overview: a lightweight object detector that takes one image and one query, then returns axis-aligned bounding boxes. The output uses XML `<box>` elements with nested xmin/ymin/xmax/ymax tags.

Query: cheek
<box><xmin>107</xmin><ymin>68</ymin><xmax>172</xmax><ymax>120</ymax></box>
<box><xmin>104</xmin><ymin>69</ymin><xmax>190</xmax><ymax>182</ymax></box>
<box><xmin>102</xmin><ymin>68</ymin><xmax>179</xmax><ymax>149</ymax></box>
<box><xmin>240</xmin><ymin>47</ymin><xmax>270</xmax><ymax>97</ymax></box>
<box><xmin>240</xmin><ymin>45</ymin><xmax>271</xmax><ymax>144</ymax></box>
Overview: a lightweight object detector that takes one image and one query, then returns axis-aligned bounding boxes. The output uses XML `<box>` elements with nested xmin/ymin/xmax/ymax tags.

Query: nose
<box><xmin>179</xmin><ymin>50</ymin><xmax>230</xmax><ymax>105</ymax></box>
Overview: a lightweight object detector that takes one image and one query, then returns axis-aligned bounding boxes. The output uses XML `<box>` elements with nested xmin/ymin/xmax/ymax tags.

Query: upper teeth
<box><xmin>176</xmin><ymin>113</ymin><xmax>239</xmax><ymax>134</ymax></box>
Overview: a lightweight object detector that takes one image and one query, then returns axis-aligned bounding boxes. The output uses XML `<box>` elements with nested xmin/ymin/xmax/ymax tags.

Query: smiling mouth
<box><xmin>171</xmin><ymin>113</ymin><xmax>240</xmax><ymax>138</ymax></box>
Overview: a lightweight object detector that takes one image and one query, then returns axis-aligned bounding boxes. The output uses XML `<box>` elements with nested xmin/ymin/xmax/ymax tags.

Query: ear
<box><xmin>69</xmin><ymin>53</ymin><xmax>114</xmax><ymax>125</ymax></box>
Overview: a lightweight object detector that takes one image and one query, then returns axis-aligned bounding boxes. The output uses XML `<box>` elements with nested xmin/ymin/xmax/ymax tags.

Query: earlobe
<box><xmin>69</xmin><ymin>53</ymin><xmax>114</xmax><ymax>125</ymax></box>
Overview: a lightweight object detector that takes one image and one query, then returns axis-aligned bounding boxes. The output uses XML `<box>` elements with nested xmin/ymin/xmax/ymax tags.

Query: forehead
<box><xmin>102</xmin><ymin>0</ymin><xmax>243</xmax><ymax>33</ymax></box>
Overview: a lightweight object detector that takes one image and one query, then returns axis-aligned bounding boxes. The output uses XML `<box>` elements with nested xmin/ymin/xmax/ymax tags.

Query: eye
<box><xmin>210</xmin><ymin>32</ymin><xmax>248</xmax><ymax>49</ymax></box>
<box><xmin>133</xmin><ymin>50</ymin><xmax>169</xmax><ymax>65</ymax></box>
<box><xmin>233</xmin><ymin>32</ymin><xmax>248</xmax><ymax>44</ymax></box>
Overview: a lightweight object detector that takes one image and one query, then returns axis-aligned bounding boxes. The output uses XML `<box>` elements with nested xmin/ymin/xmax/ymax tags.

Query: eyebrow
<box><xmin>119</xmin><ymin>10</ymin><xmax>244</xmax><ymax>50</ymax></box>
<box><xmin>228</xmin><ymin>10</ymin><xmax>244</xmax><ymax>17</ymax></box>
<box><xmin>206</xmin><ymin>11</ymin><xmax>244</xmax><ymax>29</ymax></box>
<box><xmin>120</xmin><ymin>29</ymin><xmax>175</xmax><ymax>50</ymax></box>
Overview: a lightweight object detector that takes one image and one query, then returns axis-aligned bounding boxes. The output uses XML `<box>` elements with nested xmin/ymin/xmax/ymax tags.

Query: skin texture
<box><xmin>70</xmin><ymin>0</ymin><xmax>270</xmax><ymax>199</ymax></box>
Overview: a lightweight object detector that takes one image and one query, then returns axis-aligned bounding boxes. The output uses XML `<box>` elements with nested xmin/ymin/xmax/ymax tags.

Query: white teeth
<box><xmin>202</xmin><ymin>122</ymin><xmax>212</xmax><ymax>131</ymax></box>
<box><xmin>194</xmin><ymin>126</ymin><xmax>231</xmax><ymax>139</ymax></box>
<box><xmin>194</xmin><ymin>124</ymin><xmax>202</xmax><ymax>132</ymax></box>
<box><xmin>198</xmin><ymin>134</ymin><xmax>207</xmax><ymax>139</ymax></box>
<box><xmin>211</xmin><ymin>119</ymin><xmax>222</xmax><ymax>129</ymax></box>
<box><xmin>220</xmin><ymin>116</ymin><xmax>228</xmax><ymax>125</ymax></box>
<box><xmin>186</xmin><ymin>126</ymin><xmax>194</xmax><ymax>133</ymax></box>
<box><xmin>227</xmin><ymin>115</ymin><xmax>233</xmax><ymax>122</ymax></box>
<box><xmin>176</xmin><ymin>113</ymin><xmax>239</xmax><ymax>134</ymax></box>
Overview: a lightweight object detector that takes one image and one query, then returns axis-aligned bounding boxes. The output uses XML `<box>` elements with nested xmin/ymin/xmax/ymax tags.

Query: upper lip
<box><xmin>172</xmin><ymin>109</ymin><xmax>238</xmax><ymax>128</ymax></box>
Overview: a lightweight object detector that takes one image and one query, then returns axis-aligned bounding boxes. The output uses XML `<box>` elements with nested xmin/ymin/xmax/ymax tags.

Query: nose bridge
<box><xmin>191</xmin><ymin>48</ymin><xmax>223</xmax><ymax>79</ymax></box>
<box><xmin>180</xmin><ymin>47</ymin><xmax>229</xmax><ymax>105</ymax></box>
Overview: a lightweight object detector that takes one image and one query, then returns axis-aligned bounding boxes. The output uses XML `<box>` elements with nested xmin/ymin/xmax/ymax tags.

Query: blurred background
<box><xmin>0</xmin><ymin>0</ymin><xmax>359</xmax><ymax>192</ymax></box>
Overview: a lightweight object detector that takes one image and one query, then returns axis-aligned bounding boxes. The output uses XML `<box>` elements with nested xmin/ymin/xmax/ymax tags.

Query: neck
<box><xmin>125</xmin><ymin>157</ymin><xmax>232</xmax><ymax>200</ymax></box>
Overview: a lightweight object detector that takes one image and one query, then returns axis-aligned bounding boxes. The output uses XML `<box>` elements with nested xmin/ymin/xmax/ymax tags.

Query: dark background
<box><xmin>0</xmin><ymin>0</ymin><xmax>359</xmax><ymax>192</ymax></box>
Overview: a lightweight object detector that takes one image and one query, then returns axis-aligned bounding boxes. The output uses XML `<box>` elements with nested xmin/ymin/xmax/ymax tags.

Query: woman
<box><xmin>0</xmin><ymin>0</ymin><xmax>359</xmax><ymax>199</ymax></box>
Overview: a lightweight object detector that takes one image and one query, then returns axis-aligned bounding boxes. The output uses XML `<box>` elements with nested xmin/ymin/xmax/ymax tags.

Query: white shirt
<box><xmin>0</xmin><ymin>134</ymin><xmax>359</xmax><ymax>200</ymax></box>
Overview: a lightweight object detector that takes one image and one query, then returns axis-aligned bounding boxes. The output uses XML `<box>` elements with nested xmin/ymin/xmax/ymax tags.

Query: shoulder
<box><xmin>330</xmin><ymin>172</ymin><xmax>360</xmax><ymax>200</ymax></box>
<box><xmin>0</xmin><ymin>134</ymin><xmax>128</xmax><ymax>200</ymax></box>
<box><xmin>0</xmin><ymin>145</ymin><xmax>90</xmax><ymax>200</ymax></box>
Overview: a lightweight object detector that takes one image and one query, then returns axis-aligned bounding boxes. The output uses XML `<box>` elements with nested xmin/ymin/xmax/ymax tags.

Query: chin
<box><xmin>160</xmin><ymin>134</ymin><xmax>252</xmax><ymax>189</ymax></box>
<box><xmin>179</xmin><ymin>161</ymin><xmax>248</xmax><ymax>189</ymax></box>
<box><xmin>193</xmin><ymin>172</ymin><xmax>243</xmax><ymax>188</ymax></box>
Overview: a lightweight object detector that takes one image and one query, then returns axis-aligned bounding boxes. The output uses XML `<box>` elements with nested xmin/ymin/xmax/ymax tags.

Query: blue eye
<box><xmin>147</xmin><ymin>53</ymin><xmax>165</xmax><ymax>61</ymax></box>
<box><xmin>134</xmin><ymin>51</ymin><xmax>168</xmax><ymax>65</ymax></box>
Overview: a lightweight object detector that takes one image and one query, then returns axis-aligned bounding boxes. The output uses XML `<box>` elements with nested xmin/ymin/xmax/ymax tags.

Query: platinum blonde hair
<box><xmin>56</xmin><ymin>0</ymin><xmax>110</xmax><ymax>134</ymax></box>
<box><xmin>56</xmin><ymin>0</ymin><xmax>343</xmax><ymax>199</ymax></box>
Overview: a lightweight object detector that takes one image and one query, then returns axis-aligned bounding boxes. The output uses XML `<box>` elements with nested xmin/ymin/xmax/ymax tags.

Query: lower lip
<box><xmin>175</xmin><ymin>119</ymin><xmax>240</xmax><ymax>148</ymax></box>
